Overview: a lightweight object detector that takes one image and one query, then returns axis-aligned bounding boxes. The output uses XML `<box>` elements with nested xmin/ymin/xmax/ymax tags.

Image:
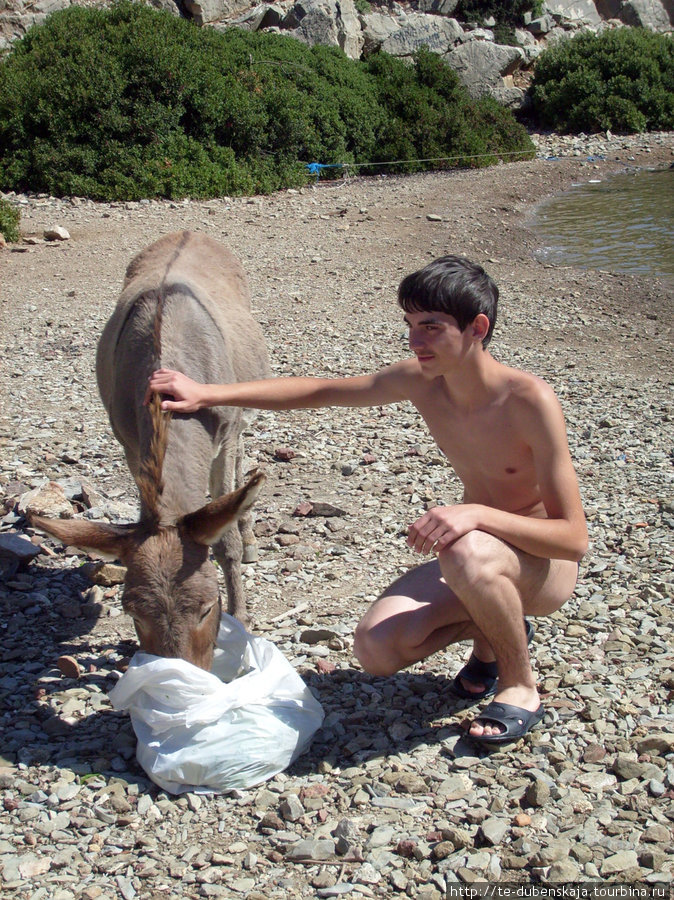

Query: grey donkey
<box><xmin>33</xmin><ymin>231</ymin><xmax>271</xmax><ymax>670</ymax></box>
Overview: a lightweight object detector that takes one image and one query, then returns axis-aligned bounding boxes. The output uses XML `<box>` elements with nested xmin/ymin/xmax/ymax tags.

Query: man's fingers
<box><xmin>408</xmin><ymin>524</ymin><xmax>452</xmax><ymax>555</ymax></box>
<box><xmin>408</xmin><ymin>532</ymin><xmax>435</xmax><ymax>554</ymax></box>
<box><xmin>160</xmin><ymin>399</ymin><xmax>184</xmax><ymax>412</ymax></box>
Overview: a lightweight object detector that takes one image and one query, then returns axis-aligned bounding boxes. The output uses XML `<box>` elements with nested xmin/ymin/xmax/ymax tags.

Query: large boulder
<box><xmin>593</xmin><ymin>0</ymin><xmax>623</xmax><ymax>15</ymax></box>
<box><xmin>619</xmin><ymin>0</ymin><xmax>673</xmax><ymax>30</ymax></box>
<box><xmin>228</xmin><ymin>3</ymin><xmax>286</xmax><ymax>31</ymax></box>
<box><xmin>543</xmin><ymin>0</ymin><xmax>602</xmax><ymax>26</ymax></box>
<box><xmin>444</xmin><ymin>39</ymin><xmax>524</xmax><ymax>105</ymax></box>
<box><xmin>380</xmin><ymin>12</ymin><xmax>464</xmax><ymax>58</ymax></box>
<box><xmin>360</xmin><ymin>11</ymin><xmax>401</xmax><ymax>55</ymax></box>
<box><xmin>284</xmin><ymin>0</ymin><xmax>363</xmax><ymax>59</ymax></box>
<box><xmin>0</xmin><ymin>0</ymin><xmax>182</xmax><ymax>50</ymax></box>
<box><xmin>0</xmin><ymin>0</ymin><xmax>68</xmax><ymax>51</ymax></box>
<box><xmin>183</xmin><ymin>0</ymin><xmax>252</xmax><ymax>25</ymax></box>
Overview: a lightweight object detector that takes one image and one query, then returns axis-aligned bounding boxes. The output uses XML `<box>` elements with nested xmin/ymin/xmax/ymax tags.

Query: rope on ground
<box><xmin>305</xmin><ymin>149</ymin><xmax>607</xmax><ymax>183</ymax></box>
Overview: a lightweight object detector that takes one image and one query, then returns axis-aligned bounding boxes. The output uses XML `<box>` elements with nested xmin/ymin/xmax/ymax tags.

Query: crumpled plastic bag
<box><xmin>108</xmin><ymin>613</ymin><xmax>324</xmax><ymax>794</ymax></box>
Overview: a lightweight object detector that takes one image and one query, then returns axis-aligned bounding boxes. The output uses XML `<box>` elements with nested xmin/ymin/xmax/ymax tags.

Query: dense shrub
<box><xmin>367</xmin><ymin>48</ymin><xmax>534</xmax><ymax>173</ymax></box>
<box><xmin>455</xmin><ymin>1</ymin><xmax>543</xmax><ymax>27</ymax></box>
<box><xmin>0</xmin><ymin>1</ymin><xmax>534</xmax><ymax>201</ymax></box>
<box><xmin>530</xmin><ymin>28</ymin><xmax>674</xmax><ymax>133</ymax></box>
<box><xmin>0</xmin><ymin>196</ymin><xmax>20</xmax><ymax>242</ymax></box>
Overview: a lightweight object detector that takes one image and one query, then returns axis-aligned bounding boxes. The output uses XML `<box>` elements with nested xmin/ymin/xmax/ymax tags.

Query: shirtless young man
<box><xmin>147</xmin><ymin>256</ymin><xmax>588</xmax><ymax>745</ymax></box>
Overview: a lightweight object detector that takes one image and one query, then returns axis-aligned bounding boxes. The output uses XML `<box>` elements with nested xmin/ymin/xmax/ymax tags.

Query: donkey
<box><xmin>32</xmin><ymin>231</ymin><xmax>271</xmax><ymax>670</ymax></box>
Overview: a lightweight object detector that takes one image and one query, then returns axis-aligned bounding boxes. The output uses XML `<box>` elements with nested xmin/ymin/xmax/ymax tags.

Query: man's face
<box><xmin>404</xmin><ymin>310</ymin><xmax>471</xmax><ymax>376</ymax></box>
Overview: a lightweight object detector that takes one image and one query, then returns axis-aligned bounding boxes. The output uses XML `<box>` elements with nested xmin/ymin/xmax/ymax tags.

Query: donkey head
<box><xmin>31</xmin><ymin>470</ymin><xmax>265</xmax><ymax>671</ymax></box>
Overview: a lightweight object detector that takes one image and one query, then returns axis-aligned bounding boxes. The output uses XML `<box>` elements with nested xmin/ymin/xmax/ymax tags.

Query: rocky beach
<box><xmin>1</xmin><ymin>130</ymin><xmax>673</xmax><ymax>898</ymax></box>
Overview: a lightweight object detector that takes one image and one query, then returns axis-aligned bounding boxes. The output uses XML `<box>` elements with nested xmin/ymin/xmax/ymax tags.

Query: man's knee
<box><xmin>353</xmin><ymin>621</ymin><xmax>400</xmax><ymax>677</ymax></box>
<box><xmin>438</xmin><ymin>530</ymin><xmax>510</xmax><ymax>593</ymax></box>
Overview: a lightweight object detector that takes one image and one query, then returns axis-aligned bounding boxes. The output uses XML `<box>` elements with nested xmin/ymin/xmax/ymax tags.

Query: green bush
<box><xmin>530</xmin><ymin>28</ymin><xmax>674</xmax><ymax>133</ymax></box>
<box><xmin>365</xmin><ymin>48</ymin><xmax>534</xmax><ymax>174</ymax></box>
<box><xmin>455</xmin><ymin>1</ymin><xmax>543</xmax><ymax>27</ymax></box>
<box><xmin>0</xmin><ymin>197</ymin><xmax>20</xmax><ymax>242</ymax></box>
<box><xmin>0</xmin><ymin>1</ymin><xmax>534</xmax><ymax>200</ymax></box>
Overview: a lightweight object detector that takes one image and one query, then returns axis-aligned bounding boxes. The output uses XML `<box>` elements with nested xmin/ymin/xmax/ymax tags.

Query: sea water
<box><xmin>532</xmin><ymin>167</ymin><xmax>673</xmax><ymax>278</ymax></box>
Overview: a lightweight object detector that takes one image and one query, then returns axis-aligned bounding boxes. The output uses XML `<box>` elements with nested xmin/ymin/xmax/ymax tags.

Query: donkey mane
<box><xmin>137</xmin><ymin>288</ymin><xmax>171</xmax><ymax>531</ymax></box>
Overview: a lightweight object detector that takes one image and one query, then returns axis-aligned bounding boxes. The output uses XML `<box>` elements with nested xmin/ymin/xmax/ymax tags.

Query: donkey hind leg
<box><xmin>209</xmin><ymin>443</ymin><xmax>248</xmax><ymax>625</ymax></box>
<box><xmin>235</xmin><ymin>435</ymin><xmax>259</xmax><ymax>565</ymax></box>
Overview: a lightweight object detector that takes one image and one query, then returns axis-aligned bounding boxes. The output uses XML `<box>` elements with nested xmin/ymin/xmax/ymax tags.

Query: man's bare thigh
<box><xmin>378</xmin><ymin>535</ymin><xmax>578</xmax><ymax>618</ymax></box>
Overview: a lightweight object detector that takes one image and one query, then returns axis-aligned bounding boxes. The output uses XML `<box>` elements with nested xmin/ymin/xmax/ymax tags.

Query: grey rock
<box><xmin>531</xmin><ymin>839</ymin><xmax>573</xmax><ymax>867</ymax></box>
<box><xmin>381</xmin><ymin>13</ymin><xmax>463</xmax><ymax>58</ymax></box>
<box><xmin>619</xmin><ymin>0</ymin><xmax>673</xmax><ymax>31</ymax></box>
<box><xmin>317</xmin><ymin>886</ymin><xmax>356</xmax><ymax>897</ymax></box>
<box><xmin>528</xmin><ymin>14</ymin><xmax>556</xmax><ymax>33</ymax></box>
<box><xmin>443</xmin><ymin>39</ymin><xmax>524</xmax><ymax>105</ymax></box>
<box><xmin>19</xmin><ymin>481</ymin><xmax>73</xmax><ymax>519</ymax></box>
<box><xmin>285</xmin><ymin>839</ymin><xmax>336</xmax><ymax>861</ymax></box>
<box><xmin>480</xmin><ymin>816</ymin><xmax>509</xmax><ymax>846</ymax></box>
<box><xmin>280</xmin><ymin>793</ymin><xmax>305</xmax><ymax>821</ymax></box>
<box><xmin>182</xmin><ymin>0</ymin><xmax>251</xmax><ymax>25</ymax></box>
<box><xmin>546</xmin><ymin>858</ymin><xmax>583</xmax><ymax>882</ymax></box>
<box><xmin>0</xmin><ymin>532</ymin><xmax>41</xmax><ymax>563</ymax></box>
<box><xmin>613</xmin><ymin>754</ymin><xmax>660</xmax><ymax>781</ymax></box>
<box><xmin>43</xmin><ymin>225</ymin><xmax>70</xmax><ymax>241</ymax></box>
<box><xmin>524</xmin><ymin>778</ymin><xmax>551</xmax><ymax>807</ymax></box>
<box><xmin>230</xmin><ymin>3</ymin><xmax>285</xmax><ymax>31</ymax></box>
<box><xmin>365</xmin><ymin>825</ymin><xmax>395</xmax><ymax>849</ymax></box>
<box><xmin>635</xmin><ymin>733</ymin><xmax>674</xmax><ymax>755</ymax></box>
<box><xmin>287</xmin><ymin>0</ymin><xmax>364</xmax><ymax>59</ymax></box>
<box><xmin>360</xmin><ymin>12</ymin><xmax>401</xmax><ymax>55</ymax></box>
<box><xmin>543</xmin><ymin>1</ymin><xmax>602</xmax><ymax>26</ymax></box>
<box><xmin>600</xmin><ymin>849</ymin><xmax>639</xmax><ymax>875</ymax></box>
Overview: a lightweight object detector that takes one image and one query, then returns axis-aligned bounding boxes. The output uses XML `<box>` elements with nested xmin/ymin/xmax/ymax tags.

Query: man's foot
<box><xmin>451</xmin><ymin>618</ymin><xmax>535</xmax><ymax>702</ymax></box>
<box><xmin>451</xmin><ymin>654</ymin><xmax>498</xmax><ymax>702</ymax></box>
<box><xmin>468</xmin><ymin>700</ymin><xmax>545</xmax><ymax>745</ymax></box>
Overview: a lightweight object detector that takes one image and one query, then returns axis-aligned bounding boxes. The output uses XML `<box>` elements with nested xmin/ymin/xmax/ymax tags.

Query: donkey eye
<box><xmin>199</xmin><ymin>606</ymin><xmax>215</xmax><ymax>623</ymax></box>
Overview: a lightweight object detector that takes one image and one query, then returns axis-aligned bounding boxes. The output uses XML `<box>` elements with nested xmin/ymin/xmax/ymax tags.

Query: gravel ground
<box><xmin>0</xmin><ymin>130</ymin><xmax>673</xmax><ymax>899</ymax></box>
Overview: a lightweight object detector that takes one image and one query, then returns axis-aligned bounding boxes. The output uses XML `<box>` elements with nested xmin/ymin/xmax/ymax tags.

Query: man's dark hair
<box><xmin>398</xmin><ymin>256</ymin><xmax>498</xmax><ymax>348</ymax></box>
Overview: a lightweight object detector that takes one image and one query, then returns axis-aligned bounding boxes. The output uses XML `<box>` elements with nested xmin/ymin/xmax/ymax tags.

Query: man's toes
<box><xmin>469</xmin><ymin>720</ymin><xmax>503</xmax><ymax>738</ymax></box>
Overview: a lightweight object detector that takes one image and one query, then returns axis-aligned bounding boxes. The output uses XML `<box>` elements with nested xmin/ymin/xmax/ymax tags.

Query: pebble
<box><xmin>1</xmin><ymin>130</ymin><xmax>672</xmax><ymax>897</ymax></box>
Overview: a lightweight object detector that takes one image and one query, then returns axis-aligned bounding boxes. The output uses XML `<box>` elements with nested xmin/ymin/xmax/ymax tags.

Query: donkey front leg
<box><xmin>214</xmin><ymin>526</ymin><xmax>249</xmax><ymax>625</ymax></box>
<box><xmin>236</xmin><ymin>436</ymin><xmax>260</xmax><ymax>565</ymax></box>
<box><xmin>210</xmin><ymin>443</ymin><xmax>249</xmax><ymax>625</ymax></box>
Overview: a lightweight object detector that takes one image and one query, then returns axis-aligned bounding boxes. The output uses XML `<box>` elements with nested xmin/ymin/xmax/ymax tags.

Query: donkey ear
<box><xmin>180</xmin><ymin>470</ymin><xmax>265</xmax><ymax>546</ymax></box>
<box><xmin>31</xmin><ymin>515</ymin><xmax>140</xmax><ymax>562</ymax></box>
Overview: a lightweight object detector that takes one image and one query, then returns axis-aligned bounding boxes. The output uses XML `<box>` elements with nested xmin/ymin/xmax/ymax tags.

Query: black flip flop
<box><xmin>451</xmin><ymin>618</ymin><xmax>535</xmax><ymax>703</ymax></box>
<box><xmin>468</xmin><ymin>701</ymin><xmax>545</xmax><ymax>745</ymax></box>
<box><xmin>451</xmin><ymin>654</ymin><xmax>498</xmax><ymax>701</ymax></box>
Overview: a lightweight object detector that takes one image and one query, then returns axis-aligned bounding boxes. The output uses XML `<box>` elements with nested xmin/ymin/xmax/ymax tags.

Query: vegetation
<box><xmin>0</xmin><ymin>196</ymin><xmax>20</xmax><ymax>242</ymax></box>
<box><xmin>0</xmin><ymin>1</ymin><xmax>534</xmax><ymax>201</ymax></box>
<box><xmin>530</xmin><ymin>28</ymin><xmax>674</xmax><ymax>133</ymax></box>
<box><xmin>366</xmin><ymin>49</ymin><xmax>534</xmax><ymax>172</ymax></box>
<box><xmin>455</xmin><ymin>1</ymin><xmax>543</xmax><ymax>27</ymax></box>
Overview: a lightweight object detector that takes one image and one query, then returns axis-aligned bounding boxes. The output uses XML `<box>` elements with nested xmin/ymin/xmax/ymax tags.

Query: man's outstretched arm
<box><xmin>145</xmin><ymin>364</ymin><xmax>411</xmax><ymax>413</ymax></box>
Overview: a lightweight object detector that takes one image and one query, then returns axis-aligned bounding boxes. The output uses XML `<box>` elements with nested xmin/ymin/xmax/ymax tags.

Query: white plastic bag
<box><xmin>108</xmin><ymin>613</ymin><xmax>324</xmax><ymax>794</ymax></box>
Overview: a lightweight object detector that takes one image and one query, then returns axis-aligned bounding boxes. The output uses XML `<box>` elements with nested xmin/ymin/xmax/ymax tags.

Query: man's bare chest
<box><xmin>413</xmin><ymin>395</ymin><xmax>533</xmax><ymax>482</ymax></box>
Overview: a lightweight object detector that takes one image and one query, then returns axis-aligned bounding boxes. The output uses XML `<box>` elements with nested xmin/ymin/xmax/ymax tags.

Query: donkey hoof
<box><xmin>242</xmin><ymin>544</ymin><xmax>259</xmax><ymax>564</ymax></box>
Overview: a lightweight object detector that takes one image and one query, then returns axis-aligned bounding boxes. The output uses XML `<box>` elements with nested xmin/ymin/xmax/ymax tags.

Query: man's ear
<box><xmin>471</xmin><ymin>313</ymin><xmax>490</xmax><ymax>343</ymax></box>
